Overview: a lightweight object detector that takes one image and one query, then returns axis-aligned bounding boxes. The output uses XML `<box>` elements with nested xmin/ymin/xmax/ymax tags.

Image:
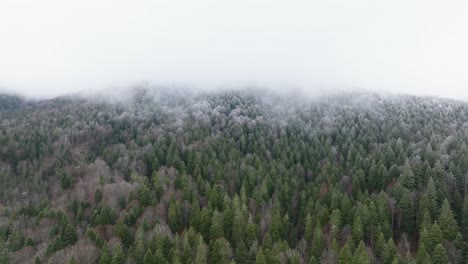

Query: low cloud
<box><xmin>0</xmin><ymin>0</ymin><xmax>467</xmax><ymax>100</ymax></box>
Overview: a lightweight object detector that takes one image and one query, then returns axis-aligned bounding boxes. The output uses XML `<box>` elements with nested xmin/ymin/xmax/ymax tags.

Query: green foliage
<box><xmin>95</xmin><ymin>188</ymin><xmax>103</xmax><ymax>204</ymax></box>
<box><xmin>8</xmin><ymin>229</ymin><xmax>24</xmax><ymax>252</ymax></box>
<box><xmin>432</xmin><ymin>243</ymin><xmax>449</xmax><ymax>264</ymax></box>
<box><xmin>416</xmin><ymin>243</ymin><xmax>429</xmax><ymax>264</ymax></box>
<box><xmin>384</xmin><ymin>238</ymin><xmax>398</xmax><ymax>264</ymax></box>
<box><xmin>2</xmin><ymin>90</ymin><xmax>468</xmax><ymax>263</ymax></box>
<box><xmin>168</xmin><ymin>200</ymin><xmax>183</xmax><ymax>232</ymax></box>
<box><xmin>462</xmin><ymin>197</ymin><xmax>468</xmax><ymax>239</ymax></box>
<box><xmin>338</xmin><ymin>243</ymin><xmax>352</xmax><ymax>264</ymax></box>
<box><xmin>352</xmin><ymin>241</ymin><xmax>371</xmax><ymax>264</ymax></box>
<box><xmin>428</xmin><ymin>222</ymin><xmax>443</xmax><ymax>252</ymax></box>
<box><xmin>352</xmin><ymin>215</ymin><xmax>364</xmax><ymax>245</ymax></box>
<box><xmin>438</xmin><ymin>199</ymin><xmax>459</xmax><ymax>240</ymax></box>
<box><xmin>99</xmin><ymin>244</ymin><xmax>112</xmax><ymax>264</ymax></box>
<box><xmin>138</xmin><ymin>184</ymin><xmax>152</xmax><ymax>207</ymax></box>
<box><xmin>112</xmin><ymin>244</ymin><xmax>125</xmax><ymax>264</ymax></box>
<box><xmin>255</xmin><ymin>248</ymin><xmax>267</xmax><ymax>264</ymax></box>
<box><xmin>68</xmin><ymin>256</ymin><xmax>77</xmax><ymax>264</ymax></box>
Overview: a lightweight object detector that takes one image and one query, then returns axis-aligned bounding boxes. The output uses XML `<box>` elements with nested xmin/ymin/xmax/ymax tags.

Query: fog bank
<box><xmin>1</xmin><ymin>0</ymin><xmax>467</xmax><ymax>100</ymax></box>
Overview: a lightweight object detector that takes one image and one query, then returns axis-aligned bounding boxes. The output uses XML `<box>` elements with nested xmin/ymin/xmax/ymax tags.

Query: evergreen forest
<box><xmin>0</xmin><ymin>89</ymin><xmax>467</xmax><ymax>264</ymax></box>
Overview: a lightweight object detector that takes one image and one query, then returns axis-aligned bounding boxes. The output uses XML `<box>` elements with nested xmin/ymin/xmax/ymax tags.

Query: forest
<box><xmin>0</xmin><ymin>88</ymin><xmax>467</xmax><ymax>263</ymax></box>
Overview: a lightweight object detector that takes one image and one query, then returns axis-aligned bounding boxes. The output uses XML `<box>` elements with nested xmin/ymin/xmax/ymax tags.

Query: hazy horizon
<box><xmin>1</xmin><ymin>0</ymin><xmax>467</xmax><ymax>100</ymax></box>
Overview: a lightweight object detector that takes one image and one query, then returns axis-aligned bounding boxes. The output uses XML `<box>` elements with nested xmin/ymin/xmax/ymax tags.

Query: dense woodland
<box><xmin>0</xmin><ymin>88</ymin><xmax>468</xmax><ymax>263</ymax></box>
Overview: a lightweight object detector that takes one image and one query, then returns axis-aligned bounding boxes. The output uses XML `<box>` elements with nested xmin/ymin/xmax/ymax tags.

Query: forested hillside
<box><xmin>0</xmin><ymin>89</ymin><xmax>468</xmax><ymax>263</ymax></box>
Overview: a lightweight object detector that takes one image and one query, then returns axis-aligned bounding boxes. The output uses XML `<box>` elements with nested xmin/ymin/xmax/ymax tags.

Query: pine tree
<box><xmin>143</xmin><ymin>249</ymin><xmax>154</xmax><ymax>264</ymax></box>
<box><xmin>432</xmin><ymin>243</ymin><xmax>449</xmax><ymax>264</ymax></box>
<box><xmin>438</xmin><ymin>199</ymin><xmax>459</xmax><ymax>240</ymax></box>
<box><xmin>62</xmin><ymin>224</ymin><xmax>77</xmax><ymax>246</ymax></box>
<box><xmin>375</xmin><ymin>232</ymin><xmax>386</xmax><ymax>260</ymax></box>
<box><xmin>352</xmin><ymin>241</ymin><xmax>371</xmax><ymax>264</ymax></box>
<box><xmin>138</xmin><ymin>184</ymin><xmax>152</xmax><ymax>207</ymax></box>
<box><xmin>231</xmin><ymin>209</ymin><xmax>245</xmax><ymax>245</ymax></box>
<box><xmin>112</xmin><ymin>244</ymin><xmax>125</xmax><ymax>264</ymax></box>
<box><xmin>462</xmin><ymin>197</ymin><xmax>468</xmax><ymax>239</ymax></box>
<box><xmin>68</xmin><ymin>256</ymin><xmax>77</xmax><ymax>264</ymax></box>
<box><xmin>330</xmin><ymin>209</ymin><xmax>342</xmax><ymax>238</ymax></box>
<box><xmin>311</xmin><ymin>225</ymin><xmax>325</xmax><ymax>258</ymax></box>
<box><xmin>428</xmin><ymin>222</ymin><xmax>443</xmax><ymax>252</ymax></box>
<box><xmin>234</xmin><ymin>241</ymin><xmax>249</xmax><ymax>264</ymax></box>
<box><xmin>352</xmin><ymin>215</ymin><xmax>364</xmax><ymax>244</ymax></box>
<box><xmin>384</xmin><ymin>238</ymin><xmax>397</xmax><ymax>264</ymax></box>
<box><xmin>338</xmin><ymin>243</ymin><xmax>352</xmax><ymax>264</ymax></box>
<box><xmin>154</xmin><ymin>249</ymin><xmax>166</xmax><ymax>264</ymax></box>
<box><xmin>420</xmin><ymin>210</ymin><xmax>432</xmax><ymax>232</ymax></box>
<box><xmin>416</xmin><ymin>243</ymin><xmax>429</xmax><ymax>264</ymax></box>
<box><xmin>210</xmin><ymin>238</ymin><xmax>229</xmax><ymax>264</ymax></box>
<box><xmin>308</xmin><ymin>256</ymin><xmax>317</xmax><ymax>264</ymax></box>
<box><xmin>210</xmin><ymin>210</ymin><xmax>224</xmax><ymax>240</ymax></box>
<box><xmin>114</xmin><ymin>220</ymin><xmax>132</xmax><ymax>248</ymax></box>
<box><xmin>99</xmin><ymin>245</ymin><xmax>112</xmax><ymax>264</ymax></box>
<box><xmin>95</xmin><ymin>188</ymin><xmax>103</xmax><ymax>204</ymax></box>
<box><xmin>399</xmin><ymin>191</ymin><xmax>415</xmax><ymax>236</ymax></box>
<box><xmin>427</xmin><ymin>177</ymin><xmax>439</xmax><ymax>217</ymax></box>
<box><xmin>399</xmin><ymin>162</ymin><xmax>415</xmax><ymax>190</ymax></box>
<box><xmin>8</xmin><ymin>229</ymin><xmax>24</xmax><ymax>252</ymax></box>
<box><xmin>168</xmin><ymin>199</ymin><xmax>182</xmax><ymax>232</ymax></box>
<box><xmin>255</xmin><ymin>249</ymin><xmax>267</xmax><ymax>264</ymax></box>
<box><xmin>270</xmin><ymin>210</ymin><xmax>283</xmax><ymax>242</ymax></box>
<box><xmin>305</xmin><ymin>213</ymin><xmax>313</xmax><ymax>242</ymax></box>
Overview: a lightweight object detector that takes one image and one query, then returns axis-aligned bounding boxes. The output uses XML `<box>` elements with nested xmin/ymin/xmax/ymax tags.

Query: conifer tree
<box><xmin>112</xmin><ymin>244</ymin><xmax>125</xmax><ymax>264</ymax></box>
<box><xmin>399</xmin><ymin>161</ymin><xmax>415</xmax><ymax>190</ymax></box>
<box><xmin>352</xmin><ymin>241</ymin><xmax>371</xmax><ymax>264</ymax></box>
<box><xmin>99</xmin><ymin>244</ymin><xmax>112</xmax><ymax>264</ymax></box>
<box><xmin>432</xmin><ymin>243</ymin><xmax>449</xmax><ymax>264</ymax></box>
<box><xmin>438</xmin><ymin>199</ymin><xmax>459</xmax><ymax>240</ymax></box>
<box><xmin>338</xmin><ymin>243</ymin><xmax>352</xmax><ymax>264</ymax></box>
<box><xmin>352</xmin><ymin>215</ymin><xmax>364</xmax><ymax>244</ymax></box>
<box><xmin>384</xmin><ymin>238</ymin><xmax>397</xmax><ymax>264</ymax></box>
<box><xmin>255</xmin><ymin>249</ymin><xmax>267</xmax><ymax>264</ymax></box>
<box><xmin>143</xmin><ymin>250</ymin><xmax>154</xmax><ymax>264</ymax></box>
<box><xmin>462</xmin><ymin>197</ymin><xmax>468</xmax><ymax>239</ymax></box>
<box><xmin>428</xmin><ymin>222</ymin><xmax>443</xmax><ymax>252</ymax></box>
<box><xmin>416</xmin><ymin>243</ymin><xmax>429</xmax><ymax>264</ymax></box>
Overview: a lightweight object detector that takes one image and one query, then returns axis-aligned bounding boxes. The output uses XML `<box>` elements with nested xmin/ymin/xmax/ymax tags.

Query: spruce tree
<box><xmin>255</xmin><ymin>249</ymin><xmax>267</xmax><ymax>264</ymax></box>
<box><xmin>462</xmin><ymin>197</ymin><xmax>468</xmax><ymax>239</ymax></box>
<box><xmin>352</xmin><ymin>215</ymin><xmax>364</xmax><ymax>244</ymax></box>
<box><xmin>99</xmin><ymin>245</ymin><xmax>112</xmax><ymax>264</ymax></box>
<box><xmin>352</xmin><ymin>241</ymin><xmax>371</xmax><ymax>264</ymax></box>
<box><xmin>428</xmin><ymin>222</ymin><xmax>443</xmax><ymax>252</ymax></box>
<box><xmin>438</xmin><ymin>199</ymin><xmax>459</xmax><ymax>240</ymax></box>
<box><xmin>112</xmin><ymin>244</ymin><xmax>125</xmax><ymax>264</ymax></box>
<box><xmin>432</xmin><ymin>243</ymin><xmax>449</xmax><ymax>264</ymax></box>
<box><xmin>338</xmin><ymin>243</ymin><xmax>352</xmax><ymax>264</ymax></box>
<box><xmin>416</xmin><ymin>243</ymin><xmax>429</xmax><ymax>264</ymax></box>
<box><xmin>384</xmin><ymin>238</ymin><xmax>397</xmax><ymax>264</ymax></box>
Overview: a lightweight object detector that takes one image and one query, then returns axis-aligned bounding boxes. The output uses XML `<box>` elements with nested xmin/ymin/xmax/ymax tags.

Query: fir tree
<box><xmin>438</xmin><ymin>199</ymin><xmax>459</xmax><ymax>240</ymax></box>
<box><xmin>338</xmin><ymin>243</ymin><xmax>352</xmax><ymax>264</ymax></box>
<box><xmin>432</xmin><ymin>243</ymin><xmax>449</xmax><ymax>264</ymax></box>
<box><xmin>352</xmin><ymin>241</ymin><xmax>371</xmax><ymax>264</ymax></box>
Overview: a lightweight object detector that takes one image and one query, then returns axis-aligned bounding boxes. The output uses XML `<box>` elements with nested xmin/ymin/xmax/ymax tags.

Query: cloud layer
<box><xmin>1</xmin><ymin>0</ymin><xmax>467</xmax><ymax>99</ymax></box>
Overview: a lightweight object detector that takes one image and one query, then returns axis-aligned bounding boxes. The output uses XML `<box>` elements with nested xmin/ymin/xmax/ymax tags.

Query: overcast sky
<box><xmin>0</xmin><ymin>0</ymin><xmax>467</xmax><ymax>99</ymax></box>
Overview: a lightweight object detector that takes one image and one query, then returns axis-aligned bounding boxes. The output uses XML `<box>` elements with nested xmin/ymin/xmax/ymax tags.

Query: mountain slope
<box><xmin>0</xmin><ymin>89</ymin><xmax>467</xmax><ymax>263</ymax></box>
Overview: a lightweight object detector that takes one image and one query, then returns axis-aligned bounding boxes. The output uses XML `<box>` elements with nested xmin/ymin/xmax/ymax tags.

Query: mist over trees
<box><xmin>0</xmin><ymin>88</ymin><xmax>468</xmax><ymax>263</ymax></box>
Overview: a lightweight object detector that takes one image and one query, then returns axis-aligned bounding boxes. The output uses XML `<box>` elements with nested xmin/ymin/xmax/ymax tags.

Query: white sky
<box><xmin>0</xmin><ymin>0</ymin><xmax>467</xmax><ymax>99</ymax></box>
